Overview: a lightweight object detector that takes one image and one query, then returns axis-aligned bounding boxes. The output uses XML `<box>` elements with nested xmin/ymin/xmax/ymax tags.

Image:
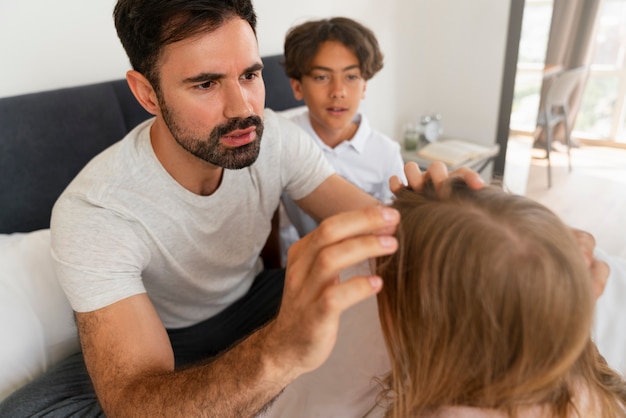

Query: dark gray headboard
<box><xmin>262</xmin><ymin>54</ymin><xmax>304</xmax><ymax>111</ymax></box>
<box><xmin>0</xmin><ymin>54</ymin><xmax>301</xmax><ymax>234</ymax></box>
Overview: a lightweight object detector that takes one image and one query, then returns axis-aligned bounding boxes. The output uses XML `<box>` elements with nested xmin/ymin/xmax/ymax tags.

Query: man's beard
<box><xmin>161</xmin><ymin>103</ymin><xmax>263</xmax><ymax>170</ymax></box>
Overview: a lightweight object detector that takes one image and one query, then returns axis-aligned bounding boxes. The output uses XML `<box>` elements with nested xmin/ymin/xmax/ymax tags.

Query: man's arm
<box><xmin>294</xmin><ymin>174</ymin><xmax>380</xmax><ymax>223</ymax></box>
<box><xmin>77</xmin><ymin>294</ymin><xmax>290</xmax><ymax>417</ymax></box>
<box><xmin>296</xmin><ymin>161</ymin><xmax>486</xmax><ymax>222</ymax></box>
<box><xmin>77</xmin><ymin>205</ymin><xmax>400</xmax><ymax>418</ymax></box>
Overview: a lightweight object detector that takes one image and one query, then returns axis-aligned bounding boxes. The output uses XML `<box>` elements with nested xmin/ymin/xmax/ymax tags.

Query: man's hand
<box><xmin>571</xmin><ymin>228</ymin><xmax>610</xmax><ymax>300</ymax></box>
<box><xmin>266</xmin><ymin>205</ymin><xmax>400</xmax><ymax>378</ymax></box>
<box><xmin>389</xmin><ymin>161</ymin><xmax>484</xmax><ymax>194</ymax></box>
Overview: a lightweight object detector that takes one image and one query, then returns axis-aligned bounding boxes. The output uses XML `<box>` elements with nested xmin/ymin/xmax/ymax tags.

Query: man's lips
<box><xmin>221</xmin><ymin>126</ymin><xmax>256</xmax><ymax>147</ymax></box>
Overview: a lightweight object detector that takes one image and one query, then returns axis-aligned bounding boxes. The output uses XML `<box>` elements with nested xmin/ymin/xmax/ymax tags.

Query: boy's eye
<box><xmin>313</xmin><ymin>74</ymin><xmax>329</xmax><ymax>81</ymax></box>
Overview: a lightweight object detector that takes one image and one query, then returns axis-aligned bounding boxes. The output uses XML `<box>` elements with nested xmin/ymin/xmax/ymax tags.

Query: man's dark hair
<box><xmin>114</xmin><ymin>0</ymin><xmax>257</xmax><ymax>88</ymax></box>
<box><xmin>283</xmin><ymin>17</ymin><xmax>384</xmax><ymax>81</ymax></box>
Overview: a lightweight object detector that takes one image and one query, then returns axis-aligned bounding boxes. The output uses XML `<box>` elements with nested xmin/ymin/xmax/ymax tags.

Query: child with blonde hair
<box><xmin>373</xmin><ymin>179</ymin><xmax>626</xmax><ymax>418</ymax></box>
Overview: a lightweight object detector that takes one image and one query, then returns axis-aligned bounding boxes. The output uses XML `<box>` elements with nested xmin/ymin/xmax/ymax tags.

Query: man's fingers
<box><xmin>448</xmin><ymin>166</ymin><xmax>484</xmax><ymax>189</ymax></box>
<box><xmin>307</xmin><ymin>206</ymin><xmax>399</xmax><ymax>251</ymax></box>
<box><xmin>591</xmin><ymin>259</ymin><xmax>610</xmax><ymax>300</ymax></box>
<box><xmin>389</xmin><ymin>175</ymin><xmax>404</xmax><ymax>194</ymax></box>
<box><xmin>425</xmin><ymin>161</ymin><xmax>449</xmax><ymax>190</ymax></box>
<box><xmin>308</xmin><ymin>233</ymin><xmax>398</xmax><ymax>285</ymax></box>
<box><xmin>571</xmin><ymin>228</ymin><xmax>596</xmax><ymax>266</ymax></box>
<box><xmin>592</xmin><ymin>259</ymin><xmax>610</xmax><ymax>297</ymax></box>
<box><xmin>403</xmin><ymin>161</ymin><xmax>424</xmax><ymax>191</ymax></box>
<box><xmin>285</xmin><ymin>205</ymin><xmax>399</xmax><ymax>290</ymax></box>
<box><xmin>568</xmin><ymin>228</ymin><xmax>608</xmax><ymax>300</ymax></box>
<box><xmin>391</xmin><ymin>161</ymin><xmax>484</xmax><ymax>194</ymax></box>
<box><xmin>318</xmin><ymin>274</ymin><xmax>383</xmax><ymax>315</ymax></box>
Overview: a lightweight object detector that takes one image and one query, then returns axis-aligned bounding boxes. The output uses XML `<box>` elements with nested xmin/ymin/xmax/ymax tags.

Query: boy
<box><xmin>280</xmin><ymin>17</ymin><xmax>405</xmax><ymax>255</ymax></box>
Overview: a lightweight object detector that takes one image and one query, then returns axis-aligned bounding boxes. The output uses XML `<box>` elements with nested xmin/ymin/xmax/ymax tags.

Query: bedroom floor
<box><xmin>506</xmin><ymin>136</ymin><xmax>626</xmax><ymax>258</ymax></box>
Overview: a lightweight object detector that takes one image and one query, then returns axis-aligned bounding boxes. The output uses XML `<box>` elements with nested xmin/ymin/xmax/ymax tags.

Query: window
<box><xmin>510</xmin><ymin>0</ymin><xmax>626</xmax><ymax>145</ymax></box>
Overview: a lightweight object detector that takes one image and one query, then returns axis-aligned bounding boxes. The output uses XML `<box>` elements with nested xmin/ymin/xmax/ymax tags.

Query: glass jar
<box><xmin>403</xmin><ymin>123</ymin><xmax>419</xmax><ymax>151</ymax></box>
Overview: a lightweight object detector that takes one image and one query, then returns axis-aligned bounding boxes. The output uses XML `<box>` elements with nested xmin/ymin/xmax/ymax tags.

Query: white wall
<box><xmin>0</xmin><ymin>0</ymin><xmax>510</xmax><ymax>150</ymax></box>
<box><xmin>394</xmin><ymin>1</ymin><xmax>510</xmax><ymax>147</ymax></box>
<box><xmin>0</xmin><ymin>1</ymin><xmax>128</xmax><ymax>96</ymax></box>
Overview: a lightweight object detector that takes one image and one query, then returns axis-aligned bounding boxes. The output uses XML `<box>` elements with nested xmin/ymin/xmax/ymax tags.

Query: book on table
<box><xmin>417</xmin><ymin>139</ymin><xmax>499</xmax><ymax>167</ymax></box>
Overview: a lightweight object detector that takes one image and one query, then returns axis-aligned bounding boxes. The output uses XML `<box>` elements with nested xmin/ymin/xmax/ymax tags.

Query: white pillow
<box><xmin>0</xmin><ymin>229</ymin><xmax>80</xmax><ymax>402</ymax></box>
<box><xmin>262</xmin><ymin>261</ymin><xmax>390</xmax><ymax>417</ymax></box>
<box><xmin>592</xmin><ymin>248</ymin><xmax>626</xmax><ymax>377</ymax></box>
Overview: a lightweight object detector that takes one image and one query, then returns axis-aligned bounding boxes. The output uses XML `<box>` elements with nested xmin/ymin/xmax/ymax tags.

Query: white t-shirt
<box><xmin>51</xmin><ymin>109</ymin><xmax>334</xmax><ymax>328</ymax></box>
<box><xmin>280</xmin><ymin>110</ymin><xmax>405</xmax><ymax>250</ymax></box>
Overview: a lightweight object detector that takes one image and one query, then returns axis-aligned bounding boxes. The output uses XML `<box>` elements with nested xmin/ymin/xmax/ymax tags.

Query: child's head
<box><xmin>376</xmin><ymin>179</ymin><xmax>596</xmax><ymax>417</ymax></box>
<box><xmin>283</xmin><ymin>17</ymin><xmax>384</xmax><ymax>143</ymax></box>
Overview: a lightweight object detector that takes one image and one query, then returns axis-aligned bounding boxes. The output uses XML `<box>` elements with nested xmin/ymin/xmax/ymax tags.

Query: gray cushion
<box><xmin>0</xmin><ymin>79</ymin><xmax>151</xmax><ymax>233</ymax></box>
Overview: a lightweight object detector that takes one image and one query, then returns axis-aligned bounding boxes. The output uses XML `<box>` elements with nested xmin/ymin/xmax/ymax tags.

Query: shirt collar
<box><xmin>346</xmin><ymin>113</ymin><xmax>370</xmax><ymax>154</ymax></box>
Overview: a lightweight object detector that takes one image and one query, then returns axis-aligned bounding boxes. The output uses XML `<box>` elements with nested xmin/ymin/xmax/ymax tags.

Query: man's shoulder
<box><xmin>264</xmin><ymin>107</ymin><xmax>305</xmax><ymax>127</ymax></box>
<box><xmin>261</xmin><ymin>108</ymin><xmax>312</xmax><ymax>144</ymax></box>
<box><xmin>58</xmin><ymin>119</ymin><xmax>154</xmax><ymax>201</ymax></box>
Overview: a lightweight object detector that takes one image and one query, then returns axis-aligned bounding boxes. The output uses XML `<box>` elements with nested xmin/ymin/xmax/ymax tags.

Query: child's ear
<box><xmin>362</xmin><ymin>81</ymin><xmax>368</xmax><ymax>99</ymax></box>
<box><xmin>126</xmin><ymin>70</ymin><xmax>159</xmax><ymax>115</ymax></box>
<box><xmin>290</xmin><ymin>78</ymin><xmax>305</xmax><ymax>101</ymax></box>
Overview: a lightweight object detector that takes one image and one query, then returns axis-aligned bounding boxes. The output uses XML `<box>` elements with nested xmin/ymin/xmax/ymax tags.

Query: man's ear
<box><xmin>126</xmin><ymin>70</ymin><xmax>159</xmax><ymax>115</ymax></box>
<box><xmin>289</xmin><ymin>78</ymin><xmax>304</xmax><ymax>101</ymax></box>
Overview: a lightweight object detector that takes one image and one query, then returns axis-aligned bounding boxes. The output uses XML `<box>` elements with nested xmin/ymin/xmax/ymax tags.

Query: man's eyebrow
<box><xmin>182</xmin><ymin>62</ymin><xmax>264</xmax><ymax>84</ymax></box>
<box><xmin>183</xmin><ymin>72</ymin><xmax>223</xmax><ymax>84</ymax></box>
<box><xmin>246</xmin><ymin>62</ymin><xmax>264</xmax><ymax>74</ymax></box>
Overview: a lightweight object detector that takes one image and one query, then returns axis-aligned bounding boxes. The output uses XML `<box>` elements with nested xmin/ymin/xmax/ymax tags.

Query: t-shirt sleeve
<box><xmin>50</xmin><ymin>195</ymin><xmax>149</xmax><ymax>313</ymax></box>
<box><xmin>273</xmin><ymin>112</ymin><xmax>335</xmax><ymax>201</ymax></box>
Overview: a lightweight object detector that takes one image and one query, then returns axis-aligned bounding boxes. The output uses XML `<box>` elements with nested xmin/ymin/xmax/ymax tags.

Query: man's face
<box><xmin>155</xmin><ymin>18</ymin><xmax>265</xmax><ymax>169</ymax></box>
<box><xmin>291</xmin><ymin>41</ymin><xmax>366</xmax><ymax>139</ymax></box>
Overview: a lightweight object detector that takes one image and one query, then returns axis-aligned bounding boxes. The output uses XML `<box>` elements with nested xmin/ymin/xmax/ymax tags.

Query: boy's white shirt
<box><xmin>278</xmin><ymin>108</ymin><xmax>405</xmax><ymax>265</ymax></box>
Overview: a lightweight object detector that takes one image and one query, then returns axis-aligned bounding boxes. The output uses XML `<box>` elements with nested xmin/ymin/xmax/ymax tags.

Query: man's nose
<box><xmin>223</xmin><ymin>83</ymin><xmax>253</xmax><ymax>119</ymax></box>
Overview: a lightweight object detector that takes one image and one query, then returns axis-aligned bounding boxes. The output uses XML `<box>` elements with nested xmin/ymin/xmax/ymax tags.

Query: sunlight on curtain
<box><xmin>574</xmin><ymin>0</ymin><xmax>626</xmax><ymax>143</ymax></box>
<box><xmin>510</xmin><ymin>0</ymin><xmax>553</xmax><ymax>132</ymax></box>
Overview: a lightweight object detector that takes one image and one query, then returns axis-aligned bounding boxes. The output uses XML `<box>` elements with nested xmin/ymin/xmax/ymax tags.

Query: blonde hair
<box><xmin>376</xmin><ymin>179</ymin><xmax>626</xmax><ymax>417</ymax></box>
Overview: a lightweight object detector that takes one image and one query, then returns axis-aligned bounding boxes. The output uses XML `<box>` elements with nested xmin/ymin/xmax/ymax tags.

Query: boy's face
<box><xmin>291</xmin><ymin>41</ymin><xmax>366</xmax><ymax>142</ymax></box>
